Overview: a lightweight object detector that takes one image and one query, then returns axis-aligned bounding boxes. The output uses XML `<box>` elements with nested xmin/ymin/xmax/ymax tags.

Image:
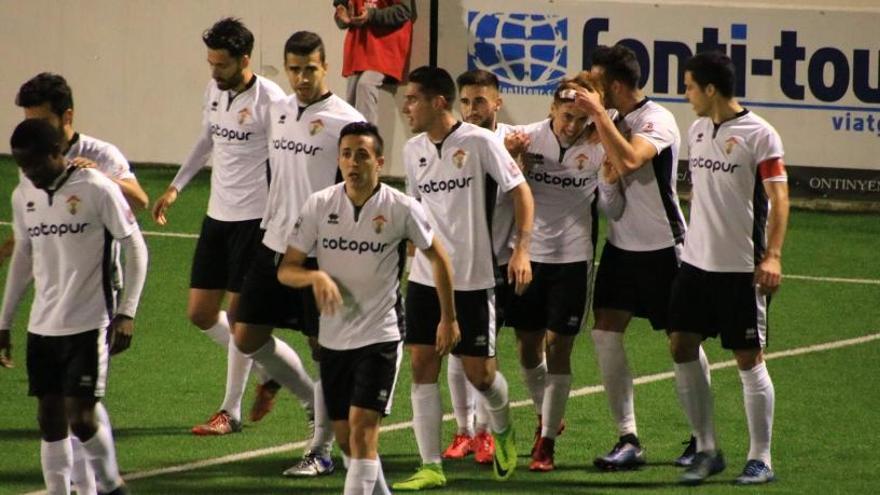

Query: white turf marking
<box><xmin>20</xmin><ymin>331</ymin><xmax>877</xmax><ymax>493</ymax></box>
<box><xmin>2</xmin><ymin>220</ymin><xmax>879</xmax><ymax>286</ymax></box>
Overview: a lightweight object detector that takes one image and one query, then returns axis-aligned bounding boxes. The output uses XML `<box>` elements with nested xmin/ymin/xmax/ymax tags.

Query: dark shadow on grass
<box><xmin>0</xmin><ymin>428</ymin><xmax>40</xmax><ymax>441</ymax></box>
<box><xmin>114</xmin><ymin>425</ymin><xmax>198</xmax><ymax>437</ymax></box>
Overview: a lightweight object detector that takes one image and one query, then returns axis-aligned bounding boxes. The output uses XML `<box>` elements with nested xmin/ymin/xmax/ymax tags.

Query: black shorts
<box><xmin>27</xmin><ymin>330</ymin><xmax>109</xmax><ymax>398</ymax></box>
<box><xmin>190</xmin><ymin>216</ymin><xmax>262</xmax><ymax>292</ymax></box>
<box><xmin>405</xmin><ymin>281</ymin><xmax>496</xmax><ymax>357</ymax></box>
<box><xmin>320</xmin><ymin>340</ymin><xmax>403</xmax><ymax>421</ymax></box>
<box><xmin>237</xmin><ymin>244</ymin><xmax>319</xmax><ymax>336</ymax></box>
<box><xmin>668</xmin><ymin>263</ymin><xmax>769</xmax><ymax>350</ymax></box>
<box><xmin>593</xmin><ymin>242</ymin><xmax>680</xmax><ymax>330</ymax></box>
<box><xmin>507</xmin><ymin>261</ymin><xmax>591</xmax><ymax>335</ymax></box>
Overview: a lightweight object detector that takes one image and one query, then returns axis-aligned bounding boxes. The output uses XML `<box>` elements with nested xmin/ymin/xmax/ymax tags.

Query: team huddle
<box><xmin>0</xmin><ymin>14</ymin><xmax>789</xmax><ymax>495</ymax></box>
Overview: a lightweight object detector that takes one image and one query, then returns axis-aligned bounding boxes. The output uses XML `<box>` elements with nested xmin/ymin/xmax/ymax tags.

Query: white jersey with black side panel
<box><xmin>172</xmin><ymin>75</ymin><xmax>285</xmax><ymax>222</ymax></box>
<box><xmin>405</xmin><ymin>121</ymin><xmax>525</xmax><ymax>290</ymax></box>
<box><xmin>262</xmin><ymin>93</ymin><xmax>365</xmax><ymax>254</ymax></box>
<box><xmin>491</xmin><ymin>122</ymin><xmax>518</xmax><ymax>265</ymax></box>
<box><xmin>10</xmin><ymin>168</ymin><xmax>138</xmax><ymax>336</ymax></box>
<box><xmin>607</xmin><ymin>98</ymin><xmax>686</xmax><ymax>251</ymax></box>
<box><xmin>289</xmin><ymin>183</ymin><xmax>433</xmax><ymax>350</ymax></box>
<box><xmin>520</xmin><ymin>119</ymin><xmax>603</xmax><ymax>263</ymax></box>
<box><xmin>683</xmin><ymin>110</ymin><xmax>786</xmax><ymax>272</ymax></box>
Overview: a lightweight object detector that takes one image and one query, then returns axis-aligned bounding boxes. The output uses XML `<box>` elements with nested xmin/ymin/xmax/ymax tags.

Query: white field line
<box><xmin>20</xmin><ymin>331</ymin><xmax>878</xmax><ymax>493</ymax></box>
<box><xmin>2</xmin><ymin>220</ymin><xmax>879</xmax><ymax>286</ymax></box>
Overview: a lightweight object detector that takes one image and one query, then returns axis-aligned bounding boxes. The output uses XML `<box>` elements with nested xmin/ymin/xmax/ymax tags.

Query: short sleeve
<box><xmin>631</xmin><ymin>109</ymin><xmax>677</xmax><ymax>155</ymax></box>
<box><xmin>404</xmin><ymin>196</ymin><xmax>433</xmax><ymax>250</ymax></box>
<box><xmin>479</xmin><ymin>134</ymin><xmax>525</xmax><ymax>193</ymax></box>
<box><xmin>287</xmin><ymin>194</ymin><xmax>320</xmax><ymax>254</ymax></box>
<box><xmin>98</xmin><ymin>180</ymin><xmax>138</xmax><ymax>240</ymax></box>
<box><xmin>753</xmin><ymin>126</ymin><xmax>784</xmax><ymax>164</ymax></box>
<box><xmin>97</xmin><ymin>144</ymin><xmax>135</xmax><ymax>181</ymax></box>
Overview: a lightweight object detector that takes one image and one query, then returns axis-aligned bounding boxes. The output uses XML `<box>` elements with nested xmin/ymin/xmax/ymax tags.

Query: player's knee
<box><xmin>734</xmin><ymin>349</ymin><xmax>763</xmax><ymax>370</ymax></box>
<box><xmin>188</xmin><ymin>307</ymin><xmax>218</xmax><ymax>330</ymax></box>
<box><xmin>669</xmin><ymin>337</ymin><xmax>700</xmax><ymax>363</ymax></box>
<box><xmin>37</xmin><ymin>400</ymin><xmax>68</xmax><ymax>441</ymax></box>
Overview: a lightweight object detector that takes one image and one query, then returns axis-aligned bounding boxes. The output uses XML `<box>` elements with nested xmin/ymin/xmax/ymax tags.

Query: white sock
<box><xmin>520</xmin><ymin>360</ymin><xmax>547</xmax><ymax>415</ymax></box>
<box><xmin>248</xmin><ymin>337</ymin><xmax>315</xmax><ymax>414</ymax></box>
<box><xmin>373</xmin><ymin>455</ymin><xmax>391</xmax><ymax>495</ymax></box>
<box><xmin>345</xmin><ymin>458</ymin><xmax>379</xmax><ymax>495</ymax></box>
<box><xmin>698</xmin><ymin>345</ymin><xmax>712</xmax><ymax>386</ymax></box>
<box><xmin>41</xmin><ymin>438</ymin><xmax>72</xmax><ymax>495</ymax></box>
<box><xmin>253</xmin><ymin>362</ymin><xmax>273</xmax><ymax>384</ymax></box>
<box><xmin>203</xmin><ymin>310</ymin><xmax>230</xmax><ymax>347</ymax></box>
<box><xmin>740</xmin><ymin>362</ymin><xmax>774</xmax><ymax>466</ymax></box>
<box><xmin>309</xmin><ymin>380</ymin><xmax>335</xmax><ymax>456</ymax></box>
<box><xmin>474</xmin><ymin>393</ymin><xmax>491</xmax><ymax>434</ymax></box>
<box><xmin>71</xmin><ymin>401</ymin><xmax>112</xmax><ymax>495</ymax></box>
<box><xmin>592</xmin><ymin>330</ymin><xmax>637</xmax><ymax>437</ymax></box>
<box><xmin>411</xmin><ymin>383</ymin><xmax>443</xmax><ymax>465</ymax></box>
<box><xmin>447</xmin><ymin>355</ymin><xmax>475</xmax><ymax>436</ymax></box>
<box><xmin>70</xmin><ymin>436</ymin><xmax>95</xmax><ymax>495</ymax></box>
<box><xmin>80</xmin><ymin>425</ymin><xmax>123</xmax><ymax>493</ymax></box>
<box><xmin>674</xmin><ymin>360</ymin><xmax>717</xmax><ymax>453</ymax></box>
<box><xmin>541</xmin><ymin>374</ymin><xmax>571</xmax><ymax>439</ymax></box>
<box><xmin>220</xmin><ymin>337</ymin><xmax>253</xmax><ymax>421</ymax></box>
<box><xmin>478</xmin><ymin>371</ymin><xmax>511</xmax><ymax>434</ymax></box>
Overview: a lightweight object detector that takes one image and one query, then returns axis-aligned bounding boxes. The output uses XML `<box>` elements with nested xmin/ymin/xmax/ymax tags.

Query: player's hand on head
<box><xmin>435</xmin><ymin>320</ymin><xmax>460</xmax><ymax>356</ymax></box>
<box><xmin>0</xmin><ymin>329</ymin><xmax>13</xmax><ymax>369</ymax></box>
<box><xmin>70</xmin><ymin>157</ymin><xmax>98</xmax><ymax>169</ymax></box>
<box><xmin>509</xmin><ymin>251</ymin><xmax>532</xmax><ymax>296</ymax></box>
<box><xmin>754</xmin><ymin>256</ymin><xmax>782</xmax><ymax>295</ymax></box>
<box><xmin>574</xmin><ymin>86</ymin><xmax>604</xmax><ymax>116</ymax></box>
<box><xmin>151</xmin><ymin>187</ymin><xmax>178</xmax><ymax>226</ymax></box>
<box><xmin>312</xmin><ymin>272</ymin><xmax>343</xmax><ymax>317</ymax></box>
<box><xmin>108</xmin><ymin>315</ymin><xmax>134</xmax><ymax>356</ymax></box>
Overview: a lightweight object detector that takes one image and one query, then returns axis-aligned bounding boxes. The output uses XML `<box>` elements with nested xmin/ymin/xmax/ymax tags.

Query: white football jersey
<box><xmin>519</xmin><ymin>119</ymin><xmax>603</xmax><ymax>263</ymax></box>
<box><xmin>172</xmin><ymin>75</ymin><xmax>285</xmax><ymax>222</ymax></box>
<box><xmin>66</xmin><ymin>133</ymin><xmax>135</xmax><ymax>181</ymax></box>
<box><xmin>10</xmin><ymin>168</ymin><xmax>138</xmax><ymax>336</ymax></box>
<box><xmin>682</xmin><ymin>110</ymin><xmax>786</xmax><ymax>272</ymax></box>
<box><xmin>405</xmin><ymin>121</ymin><xmax>525</xmax><ymax>290</ymax></box>
<box><xmin>607</xmin><ymin>99</ymin><xmax>687</xmax><ymax>251</ymax></box>
<box><xmin>261</xmin><ymin>93</ymin><xmax>365</xmax><ymax>254</ymax></box>
<box><xmin>289</xmin><ymin>183</ymin><xmax>433</xmax><ymax>350</ymax></box>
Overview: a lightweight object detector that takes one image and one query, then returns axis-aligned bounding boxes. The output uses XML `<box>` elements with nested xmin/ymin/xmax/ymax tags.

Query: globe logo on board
<box><xmin>467</xmin><ymin>12</ymin><xmax>568</xmax><ymax>95</ymax></box>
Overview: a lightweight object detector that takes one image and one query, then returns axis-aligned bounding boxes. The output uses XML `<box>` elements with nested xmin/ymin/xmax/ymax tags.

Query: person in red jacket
<box><xmin>334</xmin><ymin>0</ymin><xmax>415</xmax><ymax>125</ymax></box>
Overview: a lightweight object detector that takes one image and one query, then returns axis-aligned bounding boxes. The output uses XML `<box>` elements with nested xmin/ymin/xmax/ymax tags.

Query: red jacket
<box><xmin>339</xmin><ymin>0</ymin><xmax>414</xmax><ymax>82</ymax></box>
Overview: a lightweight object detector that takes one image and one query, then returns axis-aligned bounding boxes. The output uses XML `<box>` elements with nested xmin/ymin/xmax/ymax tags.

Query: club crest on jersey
<box><xmin>452</xmin><ymin>149</ymin><xmax>468</xmax><ymax>169</ymax></box>
<box><xmin>328</xmin><ymin>213</ymin><xmax>339</xmax><ymax>225</ymax></box>
<box><xmin>66</xmin><ymin>195</ymin><xmax>81</xmax><ymax>215</ymax></box>
<box><xmin>372</xmin><ymin>215</ymin><xmax>387</xmax><ymax>234</ymax></box>
<box><xmin>506</xmin><ymin>161</ymin><xmax>521</xmax><ymax>176</ymax></box>
<box><xmin>238</xmin><ymin>107</ymin><xmax>252</xmax><ymax>125</ymax></box>
<box><xmin>278</xmin><ymin>114</ymin><xmax>287</xmax><ymax>124</ymax></box>
<box><xmin>574</xmin><ymin>153</ymin><xmax>589</xmax><ymax>170</ymax></box>
<box><xmin>725</xmin><ymin>136</ymin><xmax>741</xmax><ymax>154</ymax></box>
<box><xmin>309</xmin><ymin>119</ymin><xmax>325</xmax><ymax>136</ymax></box>
<box><xmin>26</xmin><ymin>201</ymin><xmax>35</xmax><ymax>213</ymax></box>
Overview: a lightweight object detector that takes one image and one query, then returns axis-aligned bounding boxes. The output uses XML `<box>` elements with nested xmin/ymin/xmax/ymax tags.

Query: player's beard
<box><xmin>216</xmin><ymin>71</ymin><xmax>244</xmax><ymax>91</ymax></box>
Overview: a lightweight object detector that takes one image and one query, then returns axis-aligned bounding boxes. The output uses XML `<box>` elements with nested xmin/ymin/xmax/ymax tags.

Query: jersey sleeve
<box><xmin>287</xmin><ymin>194</ymin><xmax>320</xmax><ymax>255</ymax></box>
<box><xmin>404</xmin><ymin>196</ymin><xmax>433</xmax><ymax>250</ymax></box>
<box><xmin>752</xmin><ymin>125</ymin><xmax>785</xmax><ymax>164</ymax></box>
<box><xmin>97</xmin><ymin>179</ymin><xmax>138</xmax><ymax>240</ymax></box>
<box><xmin>171</xmin><ymin>82</ymin><xmax>215</xmax><ymax>192</ymax></box>
<box><xmin>404</xmin><ymin>142</ymin><xmax>421</xmax><ymax>200</ymax></box>
<box><xmin>96</xmin><ymin>143</ymin><xmax>135</xmax><ymax>181</ymax></box>
<box><xmin>480</xmin><ymin>134</ymin><xmax>525</xmax><ymax>193</ymax></box>
<box><xmin>632</xmin><ymin>109</ymin><xmax>677</xmax><ymax>155</ymax></box>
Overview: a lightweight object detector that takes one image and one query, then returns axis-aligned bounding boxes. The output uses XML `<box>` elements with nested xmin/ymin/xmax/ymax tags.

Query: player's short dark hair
<box><xmin>202</xmin><ymin>17</ymin><xmax>254</xmax><ymax>58</ymax></box>
<box><xmin>684</xmin><ymin>51</ymin><xmax>736</xmax><ymax>98</ymax></box>
<box><xmin>339</xmin><ymin>121</ymin><xmax>384</xmax><ymax>156</ymax></box>
<box><xmin>10</xmin><ymin>118</ymin><xmax>64</xmax><ymax>158</ymax></box>
<box><xmin>284</xmin><ymin>31</ymin><xmax>326</xmax><ymax>63</ymax></box>
<box><xmin>591</xmin><ymin>44</ymin><xmax>641</xmax><ymax>89</ymax></box>
<box><xmin>15</xmin><ymin>72</ymin><xmax>73</xmax><ymax>118</ymax></box>
<box><xmin>456</xmin><ymin>69</ymin><xmax>499</xmax><ymax>91</ymax></box>
<box><xmin>409</xmin><ymin>66</ymin><xmax>456</xmax><ymax>109</ymax></box>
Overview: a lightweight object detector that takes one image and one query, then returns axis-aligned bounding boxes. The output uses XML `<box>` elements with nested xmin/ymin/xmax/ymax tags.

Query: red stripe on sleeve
<box><xmin>758</xmin><ymin>157</ymin><xmax>786</xmax><ymax>180</ymax></box>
